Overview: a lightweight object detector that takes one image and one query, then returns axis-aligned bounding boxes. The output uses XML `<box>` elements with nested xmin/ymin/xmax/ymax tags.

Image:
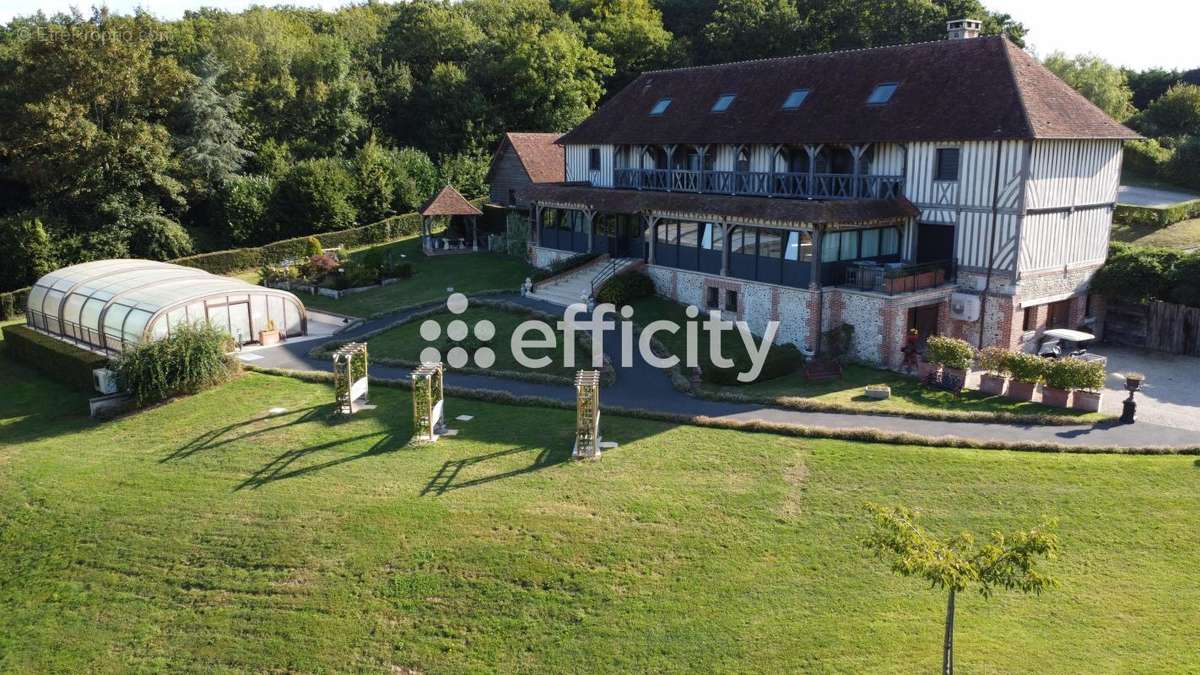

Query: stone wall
<box><xmin>529</xmin><ymin>245</ymin><xmax>577</xmax><ymax>270</ymax></box>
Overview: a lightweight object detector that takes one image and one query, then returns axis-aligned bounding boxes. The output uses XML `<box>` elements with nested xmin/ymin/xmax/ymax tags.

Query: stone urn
<box><xmin>1072</xmin><ymin>390</ymin><xmax>1103</xmax><ymax>412</ymax></box>
<box><xmin>979</xmin><ymin>373</ymin><xmax>1007</xmax><ymax>396</ymax></box>
<box><xmin>1006</xmin><ymin>379</ymin><xmax>1038</xmax><ymax>401</ymax></box>
<box><xmin>1041</xmin><ymin>386</ymin><xmax>1071</xmax><ymax>408</ymax></box>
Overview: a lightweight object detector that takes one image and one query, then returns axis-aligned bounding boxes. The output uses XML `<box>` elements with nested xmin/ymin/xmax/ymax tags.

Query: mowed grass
<box><xmin>1111</xmin><ymin>217</ymin><xmax>1200</xmax><ymax>250</ymax></box>
<box><xmin>299</xmin><ymin>236</ymin><xmax>534</xmax><ymax>317</ymax></box>
<box><xmin>1</xmin><ymin>357</ymin><xmax>1198</xmax><ymax>672</ymax></box>
<box><xmin>366</xmin><ymin>305</ymin><xmax>592</xmax><ymax>380</ymax></box>
<box><xmin>627</xmin><ymin>296</ymin><xmax>1100</xmax><ymax>420</ymax></box>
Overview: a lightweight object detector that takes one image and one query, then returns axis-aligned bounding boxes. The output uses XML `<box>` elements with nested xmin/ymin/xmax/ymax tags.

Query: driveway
<box><xmin>1117</xmin><ymin>185</ymin><xmax>1199</xmax><ymax>207</ymax></box>
<box><xmin>1092</xmin><ymin>345</ymin><xmax>1200</xmax><ymax>432</ymax></box>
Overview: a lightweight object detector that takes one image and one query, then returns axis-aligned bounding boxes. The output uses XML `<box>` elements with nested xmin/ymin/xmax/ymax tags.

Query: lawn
<box><xmin>1</xmin><ymin>350</ymin><xmax>1198</xmax><ymax>672</ymax></box>
<box><xmin>1111</xmin><ymin>216</ymin><xmax>1200</xmax><ymax>250</ymax></box>
<box><xmin>295</xmin><ymin>236</ymin><xmax>534</xmax><ymax>317</ymax></box>
<box><xmin>360</xmin><ymin>305</ymin><xmax>596</xmax><ymax>382</ymax></box>
<box><xmin>626</xmin><ymin>296</ymin><xmax>1100</xmax><ymax>421</ymax></box>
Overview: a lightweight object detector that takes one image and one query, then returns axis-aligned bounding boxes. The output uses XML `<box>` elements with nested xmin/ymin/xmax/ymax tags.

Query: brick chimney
<box><xmin>947</xmin><ymin>18</ymin><xmax>982</xmax><ymax>40</ymax></box>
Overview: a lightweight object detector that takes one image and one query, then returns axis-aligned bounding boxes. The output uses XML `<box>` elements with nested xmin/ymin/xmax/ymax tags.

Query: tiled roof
<box><xmin>420</xmin><ymin>185</ymin><xmax>483</xmax><ymax>217</ymax></box>
<box><xmin>559</xmin><ymin>37</ymin><xmax>1138</xmax><ymax>146</ymax></box>
<box><xmin>490</xmin><ymin>132</ymin><xmax>565</xmax><ymax>183</ymax></box>
<box><xmin>518</xmin><ymin>183</ymin><xmax>918</xmax><ymax>227</ymax></box>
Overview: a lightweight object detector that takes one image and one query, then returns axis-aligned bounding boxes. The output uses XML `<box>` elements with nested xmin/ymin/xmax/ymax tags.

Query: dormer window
<box><xmin>867</xmin><ymin>83</ymin><xmax>899</xmax><ymax>105</ymax></box>
<box><xmin>782</xmin><ymin>88</ymin><xmax>809</xmax><ymax>109</ymax></box>
<box><xmin>711</xmin><ymin>93</ymin><xmax>736</xmax><ymax>112</ymax></box>
<box><xmin>649</xmin><ymin>98</ymin><xmax>672</xmax><ymax>116</ymax></box>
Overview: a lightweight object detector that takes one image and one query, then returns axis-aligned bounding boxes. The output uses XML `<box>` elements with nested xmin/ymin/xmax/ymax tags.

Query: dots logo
<box><xmin>419</xmin><ymin>293</ymin><xmax>496</xmax><ymax>369</ymax></box>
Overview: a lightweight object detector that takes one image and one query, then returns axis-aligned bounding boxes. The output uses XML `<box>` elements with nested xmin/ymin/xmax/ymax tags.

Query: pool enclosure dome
<box><xmin>27</xmin><ymin>259</ymin><xmax>308</xmax><ymax>354</ymax></box>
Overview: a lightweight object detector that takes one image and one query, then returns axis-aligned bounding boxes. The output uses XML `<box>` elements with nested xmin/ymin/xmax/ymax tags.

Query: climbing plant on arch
<box><xmin>412</xmin><ymin>361</ymin><xmax>446</xmax><ymax>442</ymax></box>
<box><xmin>332</xmin><ymin>342</ymin><xmax>369</xmax><ymax>416</ymax></box>
<box><xmin>573</xmin><ymin>370</ymin><xmax>602</xmax><ymax>460</ymax></box>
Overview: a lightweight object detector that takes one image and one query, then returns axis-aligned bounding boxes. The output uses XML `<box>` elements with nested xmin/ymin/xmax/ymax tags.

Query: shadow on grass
<box><xmin>422</xmin><ymin>444</ymin><xmax>569</xmax><ymax>496</ymax></box>
<box><xmin>235</xmin><ymin>427</ymin><xmax>411</xmax><ymax>491</ymax></box>
<box><xmin>162</xmin><ymin>405</ymin><xmax>328</xmax><ymax>463</ymax></box>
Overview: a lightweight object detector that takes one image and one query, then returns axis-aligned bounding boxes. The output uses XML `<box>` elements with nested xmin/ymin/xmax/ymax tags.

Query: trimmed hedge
<box><xmin>2</xmin><ymin>323</ymin><xmax>109</xmax><ymax>391</ymax></box>
<box><xmin>1113</xmin><ymin>199</ymin><xmax>1200</xmax><ymax>228</ymax></box>
<box><xmin>0</xmin><ymin>287</ymin><xmax>31</xmax><ymax>320</ymax></box>
<box><xmin>173</xmin><ymin>212</ymin><xmax>425</xmax><ymax>275</ymax></box>
<box><xmin>700</xmin><ymin>341</ymin><xmax>806</xmax><ymax>386</ymax></box>
<box><xmin>596</xmin><ymin>269</ymin><xmax>655</xmax><ymax>305</ymax></box>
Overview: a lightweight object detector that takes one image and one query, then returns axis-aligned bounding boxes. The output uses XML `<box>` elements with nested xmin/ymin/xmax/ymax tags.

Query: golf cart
<box><xmin>1037</xmin><ymin>329</ymin><xmax>1106</xmax><ymax>366</ymax></box>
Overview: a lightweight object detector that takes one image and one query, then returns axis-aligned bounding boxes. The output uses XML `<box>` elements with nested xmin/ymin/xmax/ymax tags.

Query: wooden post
<box><xmin>805</xmin><ymin>144</ymin><xmax>822</xmax><ymax>197</ymax></box>
<box><xmin>573</xmin><ymin>370</ymin><xmax>602</xmax><ymax>460</ymax></box>
<box><xmin>471</xmin><ymin>215</ymin><xmax>478</xmax><ymax>252</ymax></box>
<box><xmin>850</xmin><ymin>144</ymin><xmax>869</xmax><ymax>198</ymax></box>
<box><xmin>646</xmin><ymin>215</ymin><xmax>659</xmax><ymax>264</ymax></box>
<box><xmin>720</xmin><ymin>223</ymin><xmax>736</xmax><ymax>277</ymax></box>
<box><xmin>584</xmin><ymin>209</ymin><xmax>595</xmax><ymax>253</ymax></box>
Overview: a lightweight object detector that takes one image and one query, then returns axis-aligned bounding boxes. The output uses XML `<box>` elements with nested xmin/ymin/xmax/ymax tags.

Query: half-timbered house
<box><xmin>518</xmin><ymin>21</ymin><xmax>1139</xmax><ymax>367</ymax></box>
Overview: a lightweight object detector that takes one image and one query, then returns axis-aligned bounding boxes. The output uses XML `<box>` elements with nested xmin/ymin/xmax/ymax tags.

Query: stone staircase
<box><xmin>528</xmin><ymin>256</ymin><xmax>642</xmax><ymax>307</ymax></box>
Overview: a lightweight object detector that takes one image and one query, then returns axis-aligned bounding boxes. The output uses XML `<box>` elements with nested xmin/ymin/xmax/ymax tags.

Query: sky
<box><xmin>2</xmin><ymin>0</ymin><xmax>1197</xmax><ymax>72</ymax></box>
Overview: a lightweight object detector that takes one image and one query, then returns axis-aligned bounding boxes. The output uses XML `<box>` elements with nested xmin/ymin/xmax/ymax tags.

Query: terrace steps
<box><xmin>529</xmin><ymin>257</ymin><xmax>641</xmax><ymax>307</ymax></box>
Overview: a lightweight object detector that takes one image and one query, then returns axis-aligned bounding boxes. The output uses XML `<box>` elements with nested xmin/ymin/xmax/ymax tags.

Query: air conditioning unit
<box><xmin>93</xmin><ymin>368</ymin><xmax>119</xmax><ymax>395</ymax></box>
<box><xmin>949</xmin><ymin>292</ymin><xmax>981</xmax><ymax>322</ymax></box>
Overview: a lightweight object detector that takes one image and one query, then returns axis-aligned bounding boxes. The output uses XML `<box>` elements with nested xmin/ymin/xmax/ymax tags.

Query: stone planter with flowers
<box><xmin>975</xmin><ymin>346</ymin><xmax>1010</xmax><ymax>396</ymax></box>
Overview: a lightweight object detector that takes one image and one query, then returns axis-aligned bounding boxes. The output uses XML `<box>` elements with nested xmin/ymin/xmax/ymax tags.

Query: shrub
<box><xmin>1140</xmin><ymin>83</ymin><xmax>1200</xmax><ymax>138</ymax></box>
<box><xmin>700</xmin><ymin>341</ymin><xmax>806</xmax><ymax>386</ymax></box>
<box><xmin>128</xmin><ymin>215</ymin><xmax>194</xmax><ymax>260</ymax></box>
<box><xmin>1166</xmin><ymin>253</ymin><xmax>1200</xmax><ymax>307</ymax></box>
<box><xmin>1090</xmin><ymin>242</ymin><xmax>1182</xmax><ymax>303</ymax></box>
<box><xmin>2</xmin><ymin>323</ymin><xmax>109</xmax><ymax>391</ymax></box>
<box><xmin>822</xmin><ymin>324</ymin><xmax>855</xmax><ymax>363</ymax></box>
<box><xmin>1004</xmin><ymin>352</ymin><xmax>1047</xmax><ymax>384</ymax></box>
<box><xmin>1121</xmin><ymin>138</ymin><xmax>1173</xmax><ymax>179</ymax></box>
<box><xmin>175</xmin><ymin>247</ymin><xmax>262</xmax><ymax>275</ymax></box>
<box><xmin>217</xmin><ymin>174</ymin><xmax>274</xmax><ymax>245</ymax></box>
<box><xmin>115</xmin><ymin>324</ymin><xmax>239</xmax><ymax>406</ymax></box>
<box><xmin>304</xmin><ymin>236</ymin><xmax>324</xmax><ymax>257</ymax></box>
<box><xmin>1044</xmin><ymin>358</ymin><xmax>1106</xmax><ymax>392</ymax></box>
<box><xmin>0</xmin><ymin>287</ymin><xmax>31</xmax><ymax>320</ymax></box>
<box><xmin>976</xmin><ymin>346</ymin><xmax>1010</xmax><ymax>376</ymax></box>
<box><xmin>270</xmin><ymin>157</ymin><xmax>358</xmax><ymax>237</ymax></box>
<box><xmin>925</xmin><ymin>335</ymin><xmax>973</xmax><ymax>370</ymax></box>
<box><xmin>596</xmin><ymin>270</ymin><xmax>655</xmax><ymax>305</ymax></box>
<box><xmin>0</xmin><ymin>214</ymin><xmax>54</xmax><ymax>292</ymax></box>
<box><xmin>1164</xmin><ymin>136</ymin><xmax>1200</xmax><ymax>192</ymax></box>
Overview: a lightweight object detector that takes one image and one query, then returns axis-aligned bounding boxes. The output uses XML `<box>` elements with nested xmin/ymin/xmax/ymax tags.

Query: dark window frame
<box><xmin>934</xmin><ymin>147</ymin><xmax>961</xmax><ymax>182</ymax></box>
<box><xmin>706</xmin><ymin>286</ymin><xmax>720</xmax><ymax>310</ymax></box>
<box><xmin>725</xmin><ymin>289</ymin><xmax>738</xmax><ymax>313</ymax></box>
<box><xmin>588</xmin><ymin>147</ymin><xmax>602</xmax><ymax>172</ymax></box>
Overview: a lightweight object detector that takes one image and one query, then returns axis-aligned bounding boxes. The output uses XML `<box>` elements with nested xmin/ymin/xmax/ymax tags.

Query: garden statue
<box><xmin>412</xmin><ymin>361</ymin><xmax>446</xmax><ymax>442</ymax></box>
<box><xmin>573</xmin><ymin>370</ymin><xmax>602</xmax><ymax>460</ymax></box>
<box><xmin>332</xmin><ymin>342</ymin><xmax>369</xmax><ymax>415</ymax></box>
<box><xmin>1120</xmin><ymin>372</ymin><xmax>1145</xmax><ymax>424</ymax></box>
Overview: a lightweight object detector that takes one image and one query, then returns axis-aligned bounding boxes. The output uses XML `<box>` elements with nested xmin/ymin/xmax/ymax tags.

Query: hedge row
<box><xmin>1113</xmin><ymin>199</ymin><xmax>1200</xmax><ymax>228</ymax></box>
<box><xmin>175</xmin><ymin>212</ymin><xmax>424</xmax><ymax>274</ymax></box>
<box><xmin>2</xmin><ymin>323</ymin><xmax>109</xmax><ymax>391</ymax></box>
<box><xmin>0</xmin><ymin>287</ymin><xmax>31</xmax><ymax>321</ymax></box>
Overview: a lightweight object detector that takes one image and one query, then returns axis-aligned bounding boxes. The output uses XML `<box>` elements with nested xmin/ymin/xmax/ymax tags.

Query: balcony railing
<box><xmin>843</xmin><ymin>259</ymin><xmax>955</xmax><ymax>295</ymax></box>
<box><xmin>613</xmin><ymin>168</ymin><xmax>904</xmax><ymax>200</ymax></box>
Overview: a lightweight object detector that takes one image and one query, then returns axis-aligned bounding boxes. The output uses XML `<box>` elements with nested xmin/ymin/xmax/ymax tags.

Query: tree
<box><xmin>863</xmin><ymin>503</ymin><xmax>1058</xmax><ymax>675</ymax></box>
<box><xmin>0</xmin><ymin>214</ymin><xmax>54</xmax><ymax>291</ymax></box>
<box><xmin>571</xmin><ymin>0</ymin><xmax>675</xmax><ymax>92</ymax></box>
<box><xmin>438</xmin><ymin>151</ymin><xmax>491</xmax><ymax>200</ymax></box>
<box><xmin>177</xmin><ymin>54</ymin><xmax>251</xmax><ymax>192</ymax></box>
<box><xmin>395</xmin><ymin>148</ymin><xmax>440</xmax><ymax>211</ymax></box>
<box><xmin>1124</xmin><ymin>67</ymin><xmax>1183</xmax><ymax>110</ymax></box>
<box><xmin>701</xmin><ymin>0</ymin><xmax>804</xmax><ymax>65</ymax></box>
<box><xmin>1165</xmin><ymin>135</ymin><xmax>1200</xmax><ymax>192</ymax></box>
<box><xmin>269</xmin><ymin>157</ymin><xmax>358</xmax><ymax>237</ymax></box>
<box><xmin>1043</xmin><ymin>52</ymin><xmax>1135</xmax><ymax>121</ymax></box>
<box><xmin>128</xmin><ymin>214</ymin><xmax>195</xmax><ymax>260</ymax></box>
<box><xmin>1139</xmin><ymin>83</ymin><xmax>1200</xmax><ymax>139</ymax></box>
<box><xmin>217</xmin><ymin>174</ymin><xmax>274</xmax><ymax>244</ymax></box>
<box><xmin>352</xmin><ymin>135</ymin><xmax>409</xmax><ymax>223</ymax></box>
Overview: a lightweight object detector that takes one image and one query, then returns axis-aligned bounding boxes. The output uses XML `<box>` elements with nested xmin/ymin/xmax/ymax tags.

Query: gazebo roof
<box><xmin>420</xmin><ymin>186</ymin><xmax>482</xmax><ymax>217</ymax></box>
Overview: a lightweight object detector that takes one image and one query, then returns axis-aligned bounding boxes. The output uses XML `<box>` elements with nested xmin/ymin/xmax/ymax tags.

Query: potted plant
<box><xmin>1003</xmin><ymin>352</ymin><xmax>1045</xmax><ymax>401</ymax></box>
<box><xmin>258</xmin><ymin>319</ymin><xmax>280</xmax><ymax>347</ymax></box>
<box><xmin>917</xmin><ymin>356</ymin><xmax>939</xmax><ymax>381</ymax></box>
<box><xmin>925</xmin><ymin>335</ymin><xmax>973</xmax><ymax>391</ymax></box>
<box><xmin>1070</xmin><ymin>360</ymin><xmax>1107</xmax><ymax>412</ymax></box>
<box><xmin>976</xmin><ymin>346</ymin><xmax>1010</xmax><ymax>396</ymax></box>
<box><xmin>1041</xmin><ymin>358</ymin><xmax>1075</xmax><ymax>408</ymax></box>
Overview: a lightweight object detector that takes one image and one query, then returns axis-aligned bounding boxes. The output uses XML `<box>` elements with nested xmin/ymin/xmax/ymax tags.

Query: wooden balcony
<box><xmin>843</xmin><ymin>259</ymin><xmax>954</xmax><ymax>295</ymax></box>
<box><xmin>613</xmin><ymin>168</ymin><xmax>904</xmax><ymax>200</ymax></box>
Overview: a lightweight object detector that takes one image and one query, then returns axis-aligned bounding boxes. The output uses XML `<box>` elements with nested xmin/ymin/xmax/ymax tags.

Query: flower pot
<box><xmin>1072</xmin><ymin>390</ymin><xmax>1102</xmax><ymax>413</ymax></box>
<box><xmin>258</xmin><ymin>329</ymin><xmax>280</xmax><ymax>347</ymax></box>
<box><xmin>1041</xmin><ymin>386</ymin><xmax>1071</xmax><ymax>408</ymax></box>
<box><xmin>917</xmin><ymin>360</ymin><xmax>940</xmax><ymax>381</ymax></box>
<box><xmin>941</xmin><ymin>367</ymin><xmax>967</xmax><ymax>392</ymax></box>
<box><xmin>979</xmin><ymin>373</ymin><xmax>1007</xmax><ymax>396</ymax></box>
<box><xmin>1006</xmin><ymin>380</ymin><xmax>1038</xmax><ymax>401</ymax></box>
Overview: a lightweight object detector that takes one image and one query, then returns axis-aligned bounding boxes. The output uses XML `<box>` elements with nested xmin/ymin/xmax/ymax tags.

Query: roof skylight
<box><xmin>711</xmin><ymin>93</ymin><xmax>736</xmax><ymax>112</ymax></box>
<box><xmin>782</xmin><ymin>88</ymin><xmax>810</xmax><ymax>110</ymax></box>
<box><xmin>649</xmin><ymin>98</ymin><xmax>672</xmax><ymax>116</ymax></box>
<box><xmin>867</xmin><ymin>83</ymin><xmax>899</xmax><ymax>105</ymax></box>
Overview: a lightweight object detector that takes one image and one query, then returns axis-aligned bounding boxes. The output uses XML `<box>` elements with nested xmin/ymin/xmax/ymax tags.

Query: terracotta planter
<box><xmin>1006</xmin><ymin>380</ymin><xmax>1038</xmax><ymax>401</ymax></box>
<box><xmin>941</xmin><ymin>367</ymin><xmax>968</xmax><ymax>392</ymax></box>
<box><xmin>979</xmin><ymin>373</ymin><xmax>1007</xmax><ymax>396</ymax></box>
<box><xmin>258</xmin><ymin>329</ymin><xmax>280</xmax><ymax>347</ymax></box>
<box><xmin>1041</xmin><ymin>386</ymin><xmax>1071</xmax><ymax>408</ymax></box>
<box><xmin>1072</xmin><ymin>390</ymin><xmax>1103</xmax><ymax>412</ymax></box>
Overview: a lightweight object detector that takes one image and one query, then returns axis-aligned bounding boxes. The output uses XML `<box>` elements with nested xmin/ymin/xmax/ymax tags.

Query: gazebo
<box><xmin>419</xmin><ymin>185</ymin><xmax>484</xmax><ymax>255</ymax></box>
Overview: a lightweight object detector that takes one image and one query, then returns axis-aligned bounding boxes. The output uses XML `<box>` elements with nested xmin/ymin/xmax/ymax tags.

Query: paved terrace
<box><xmin>247</xmin><ymin>295</ymin><xmax>1198</xmax><ymax>450</ymax></box>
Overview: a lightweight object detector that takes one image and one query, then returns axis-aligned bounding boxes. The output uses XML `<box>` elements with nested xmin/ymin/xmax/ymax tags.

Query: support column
<box><xmin>720</xmin><ymin>223</ymin><xmax>736</xmax><ymax>277</ymax></box>
<box><xmin>471</xmin><ymin>215</ymin><xmax>478</xmax><ymax>251</ymax></box>
<box><xmin>664</xmin><ymin>145</ymin><xmax>676</xmax><ymax>192</ymax></box>
<box><xmin>646</xmin><ymin>215</ymin><xmax>659</xmax><ymax>264</ymax></box>
<box><xmin>850</xmin><ymin>144</ymin><xmax>869</xmax><ymax>198</ymax></box>
<box><xmin>805</xmin><ymin>144</ymin><xmax>822</xmax><ymax>197</ymax></box>
<box><xmin>812</xmin><ymin>226</ymin><xmax>825</xmax><ymax>355</ymax></box>
<box><xmin>584</xmin><ymin>209</ymin><xmax>595</xmax><ymax>253</ymax></box>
